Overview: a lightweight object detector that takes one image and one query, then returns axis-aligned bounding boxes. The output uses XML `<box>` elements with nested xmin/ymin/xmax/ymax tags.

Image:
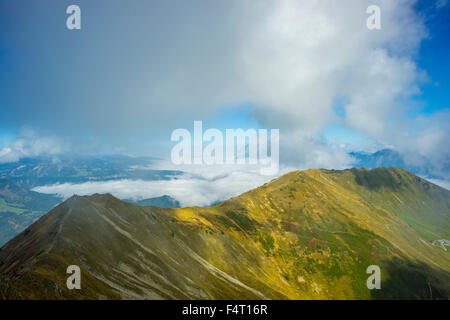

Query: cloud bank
<box><xmin>0</xmin><ymin>0</ymin><xmax>448</xmax><ymax>177</ymax></box>
<box><xmin>0</xmin><ymin>128</ymin><xmax>66</xmax><ymax>164</ymax></box>
<box><xmin>33</xmin><ymin>163</ymin><xmax>290</xmax><ymax>207</ymax></box>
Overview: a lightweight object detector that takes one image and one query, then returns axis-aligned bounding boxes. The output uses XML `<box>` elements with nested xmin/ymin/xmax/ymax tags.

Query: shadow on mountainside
<box><xmin>371</xmin><ymin>257</ymin><xmax>450</xmax><ymax>299</ymax></box>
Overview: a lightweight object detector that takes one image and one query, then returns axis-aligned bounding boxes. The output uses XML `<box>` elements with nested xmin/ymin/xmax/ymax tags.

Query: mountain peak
<box><xmin>65</xmin><ymin>193</ymin><xmax>120</xmax><ymax>204</ymax></box>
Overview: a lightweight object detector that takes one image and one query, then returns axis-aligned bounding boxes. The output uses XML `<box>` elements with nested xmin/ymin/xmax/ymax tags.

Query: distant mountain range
<box><xmin>0</xmin><ymin>179</ymin><xmax>61</xmax><ymax>246</ymax></box>
<box><xmin>351</xmin><ymin>149</ymin><xmax>449</xmax><ymax>182</ymax></box>
<box><xmin>0</xmin><ymin>168</ymin><xmax>448</xmax><ymax>299</ymax></box>
<box><xmin>0</xmin><ymin>155</ymin><xmax>182</xmax><ymax>188</ymax></box>
<box><xmin>3</xmin><ymin>150</ymin><xmax>443</xmax><ymax>190</ymax></box>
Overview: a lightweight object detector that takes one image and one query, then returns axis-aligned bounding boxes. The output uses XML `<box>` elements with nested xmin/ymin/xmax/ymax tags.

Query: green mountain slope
<box><xmin>0</xmin><ymin>179</ymin><xmax>61</xmax><ymax>246</ymax></box>
<box><xmin>0</xmin><ymin>168</ymin><xmax>449</xmax><ymax>299</ymax></box>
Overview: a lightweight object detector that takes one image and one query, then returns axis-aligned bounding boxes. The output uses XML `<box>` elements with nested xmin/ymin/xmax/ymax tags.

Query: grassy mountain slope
<box><xmin>0</xmin><ymin>168</ymin><xmax>449</xmax><ymax>299</ymax></box>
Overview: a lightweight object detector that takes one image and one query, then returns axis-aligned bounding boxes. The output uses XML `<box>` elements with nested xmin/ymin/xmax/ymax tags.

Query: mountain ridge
<box><xmin>0</xmin><ymin>167</ymin><xmax>449</xmax><ymax>299</ymax></box>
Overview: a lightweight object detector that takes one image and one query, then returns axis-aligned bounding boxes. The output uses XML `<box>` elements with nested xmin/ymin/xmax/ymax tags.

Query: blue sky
<box><xmin>0</xmin><ymin>0</ymin><xmax>448</xmax><ymax>179</ymax></box>
<box><xmin>414</xmin><ymin>0</ymin><xmax>450</xmax><ymax>115</ymax></box>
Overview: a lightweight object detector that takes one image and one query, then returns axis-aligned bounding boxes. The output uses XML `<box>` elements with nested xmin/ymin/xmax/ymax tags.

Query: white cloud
<box><xmin>426</xmin><ymin>178</ymin><xmax>450</xmax><ymax>191</ymax></box>
<box><xmin>33</xmin><ymin>163</ymin><xmax>291</xmax><ymax>207</ymax></box>
<box><xmin>0</xmin><ymin>147</ymin><xmax>20</xmax><ymax>163</ymax></box>
<box><xmin>199</xmin><ymin>0</ymin><xmax>429</xmax><ymax>169</ymax></box>
<box><xmin>236</xmin><ymin>0</ymin><xmax>446</xmax><ymax>175</ymax></box>
<box><xmin>3</xmin><ymin>1</ymin><xmax>446</xmax><ymax>176</ymax></box>
<box><xmin>394</xmin><ymin>110</ymin><xmax>450</xmax><ymax>179</ymax></box>
<box><xmin>0</xmin><ymin>128</ymin><xmax>66</xmax><ymax>164</ymax></box>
